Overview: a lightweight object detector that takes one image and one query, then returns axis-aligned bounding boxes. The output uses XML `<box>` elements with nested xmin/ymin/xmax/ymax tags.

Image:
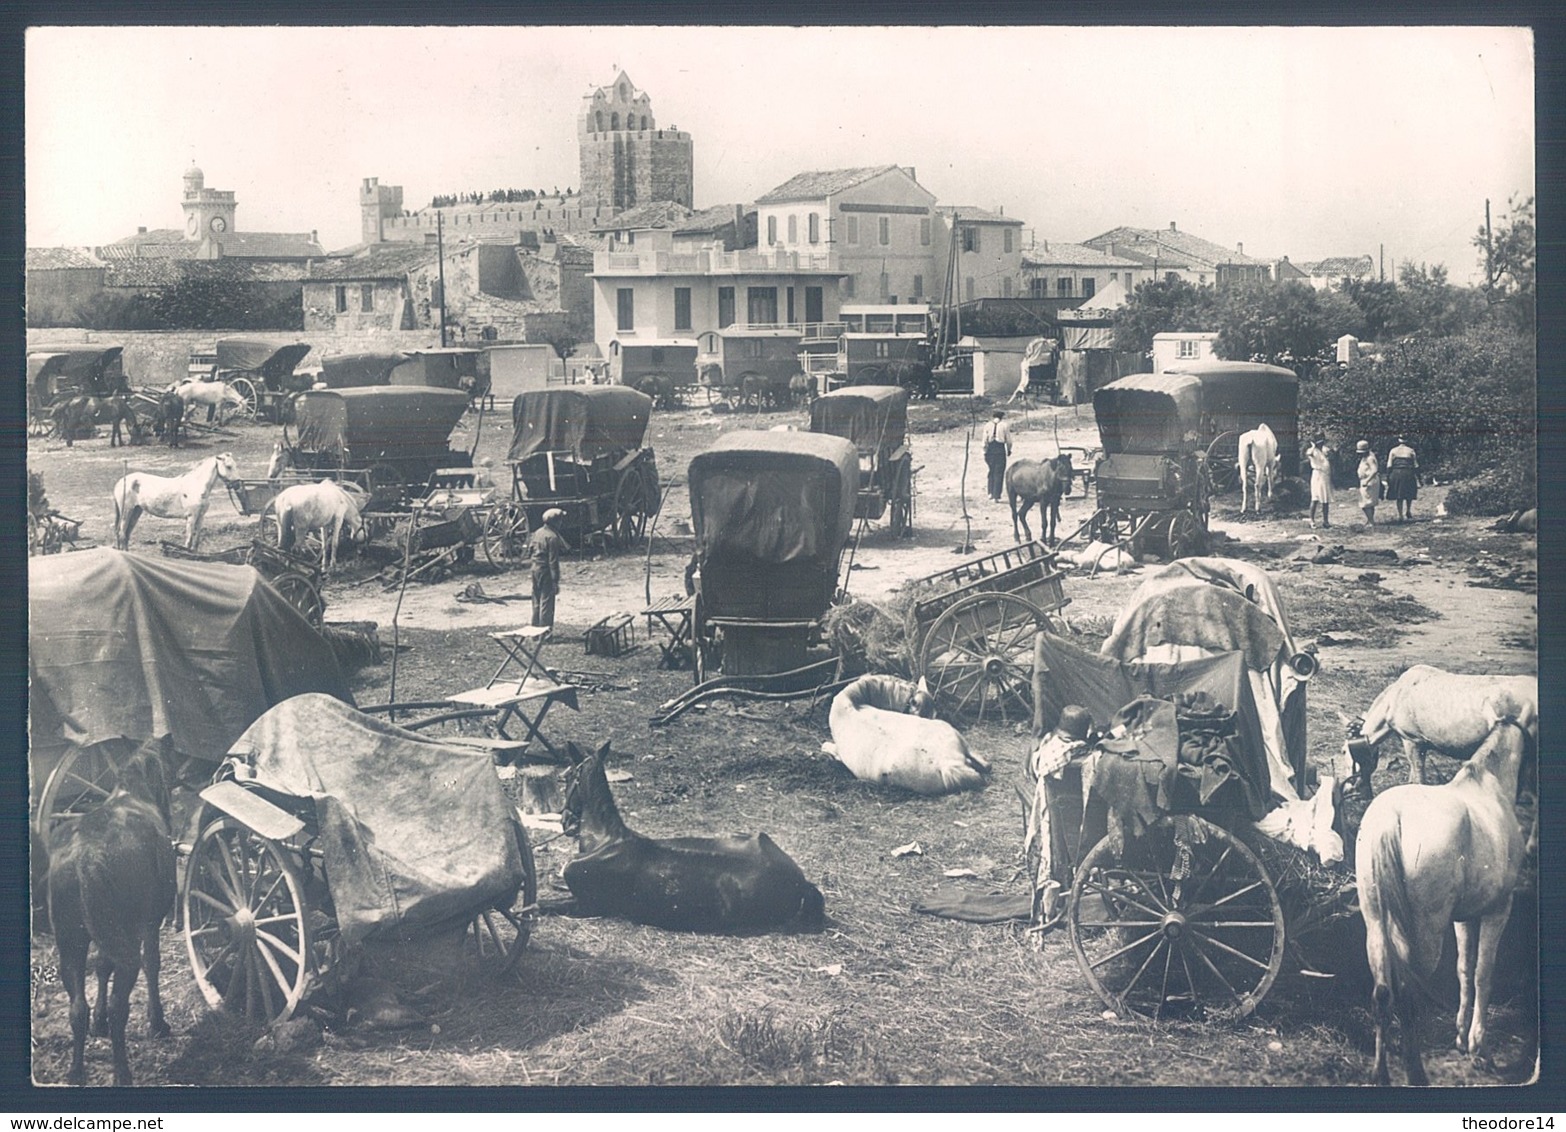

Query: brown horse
<box><xmin>1006</xmin><ymin>454</ymin><xmax>1075</xmax><ymax>544</ymax></box>
<box><xmin>51</xmin><ymin>396</ymin><xmax>140</xmax><ymax>448</ymax></box>
<box><xmin>45</xmin><ymin>740</ymin><xmax>176</xmax><ymax>1086</ymax></box>
<box><xmin>561</xmin><ymin>742</ymin><xmax>825</xmax><ymax>933</ymax></box>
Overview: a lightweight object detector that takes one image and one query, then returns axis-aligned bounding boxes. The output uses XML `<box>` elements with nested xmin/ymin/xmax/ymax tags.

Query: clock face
<box><xmin>186</xmin><ymin>215</ymin><xmax>199</xmax><ymax>237</ymax></box>
<box><xmin>209</xmin><ymin>215</ymin><xmax>227</xmax><ymax>233</ymax></box>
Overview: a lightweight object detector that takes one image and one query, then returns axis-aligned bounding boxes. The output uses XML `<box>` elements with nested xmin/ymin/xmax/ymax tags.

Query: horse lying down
<box><xmin>823</xmin><ymin>675</ymin><xmax>990</xmax><ymax>795</ymax></box>
<box><xmin>1357</xmin><ymin>690</ymin><xmax>1532</xmax><ymax>1086</ymax></box>
<box><xmin>561</xmin><ymin>742</ymin><xmax>825</xmax><ymax>933</ymax></box>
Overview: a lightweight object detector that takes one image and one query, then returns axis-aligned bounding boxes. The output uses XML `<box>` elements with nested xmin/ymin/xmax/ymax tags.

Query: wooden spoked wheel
<box><xmin>184</xmin><ymin>816</ymin><xmax>315</xmax><ymax>1024</ymax></box>
<box><xmin>35</xmin><ymin>745</ymin><xmax>119</xmax><ymax>845</ymax></box>
<box><xmin>918</xmin><ymin>592</ymin><xmax>1048</xmax><ymax>724</ymax></box>
<box><xmin>258</xmin><ymin>505</ymin><xmax>281</xmax><ymax>547</ymax></box>
<box><xmin>268</xmin><ymin>571</ymin><xmax>325</xmax><ymax>627</ymax></box>
<box><xmin>1165</xmin><ymin>510</ymin><xmax>1205</xmax><ymax>561</ymax></box>
<box><xmin>227</xmin><ymin>378</ymin><xmax>259</xmax><ymax>422</ymax></box>
<box><xmin>1067</xmin><ymin>820</ymin><xmax>1285</xmax><ymax>1021</ymax></box>
<box><xmin>612</xmin><ymin>466</ymin><xmax>652</xmax><ymax>549</ymax></box>
<box><xmin>887</xmin><ymin>459</ymin><xmax>913</xmax><ymax>538</ymax></box>
<box><xmin>479</xmin><ymin>503</ymin><xmax>528</xmax><ymax>571</ymax></box>
<box><xmin>1205</xmin><ymin>432</ymin><xmax>1240</xmax><ymax>493</ymax></box>
<box><xmin>461</xmin><ymin>820</ymin><xmax>538</xmax><ymax>977</ymax></box>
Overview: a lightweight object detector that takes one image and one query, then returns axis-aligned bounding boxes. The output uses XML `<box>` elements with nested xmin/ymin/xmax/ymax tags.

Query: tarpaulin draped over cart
<box><xmin>226</xmin><ymin>694</ymin><xmax>526</xmax><ymax>946</ymax></box>
<box><xmin>688</xmin><ymin>430</ymin><xmax>858</xmax><ymax>621</ymax></box>
<box><xmin>291</xmin><ymin>386</ymin><xmax>470</xmax><ymax>463</ymax></box>
<box><xmin>507</xmin><ymin>386</ymin><xmax>652</xmax><ymax>463</ymax></box>
<box><xmin>317</xmin><ymin>352</ymin><xmax>409</xmax><ymax>389</ymax></box>
<box><xmin>28</xmin><ymin>549</ymin><xmax>351</xmax><ymax>761</ymax></box>
<box><xmin>215</xmin><ymin>339</ymin><xmax>313</xmax><ymax>388</ymax></box>
<box><xmin>809</xmin><ymin>385</ymin><xmax>908</xmax><ymax>454</ymax></box>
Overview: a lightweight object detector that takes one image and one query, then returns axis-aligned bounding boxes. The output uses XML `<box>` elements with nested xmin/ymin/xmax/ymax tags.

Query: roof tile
<box><xmin>754</xmin><ymin>166</ymin><xmax>903</xmax><ymax>205</ymax></box>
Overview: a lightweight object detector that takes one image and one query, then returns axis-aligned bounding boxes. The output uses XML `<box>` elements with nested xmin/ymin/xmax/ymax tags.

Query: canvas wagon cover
<box><xmin>29</xmin><ymin>550</ymin><xmax>351</xmax><ymax>761</ymax></box>
<box><xmin>228</xmin><ymin>694</ymin><xmax>525</xmax><ymax>945</ymax></box>
<box><xmin>318</xmin><ymin>352</ymin><xmax>409</xmax><ymax>389</ymax></box>
<box><xmin>215</xmin><ymin>339</ymin><xmax>312</xmax><ymax>384</ymax></box>
<box><xmin>292</xmin><ymin>387</ymin><xmax>470</xmax><ymax>460</ymax></box>
<box><xmin>809</xmin><ymin>385</ymin><xmax>908</xmax><ymax>453</ymax></box>
<box><xmin>507</xmin><ymin>386</ymin><xmax>652</xmax><ymax>463</ymax></box>
<box><xmin>27</xmin><ymin>347</ymin><xmax>125</xmax><ymax>383</ymax></box>
<box><xmin>1093</xmin><ymin>372</ymin><xmax>1203</xmax><ymax>454</ymax></box>
<box><xmin>688</xmin><ymin>431</ymin><xmax>858</xmax><ymax>565</ymax></box>
<box><xmin>391</xmin><ymin>349</ymin><xmax>490</xmax><ymax>398</ymax></box>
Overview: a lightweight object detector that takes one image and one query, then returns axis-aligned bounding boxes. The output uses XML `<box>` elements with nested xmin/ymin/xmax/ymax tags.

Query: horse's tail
<box><xmin>277</xmin><ymin>501</ymin><xmax>294</xmax><ymax>552</ymax></box>
<box><xmin>1365</xmin><ymin>820</ymin><xmax>1441</xmax><ymax>1008</ymax></box>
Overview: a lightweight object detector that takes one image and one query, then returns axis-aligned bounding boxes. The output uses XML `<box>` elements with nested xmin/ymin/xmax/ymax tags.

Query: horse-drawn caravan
<box><xmin>315</xmin><ymin>351</ymin><xmax>410</xmax><ymax>391</ymax></box>
<box><xmin>687</xmin><ymin>430</ymin><xmax>859</xmax><ymax>682</ymax></box>
<box><xmin>807</xmin><ymin>384</ymin><xmax>915</xmax><ymax>537</ymax></box>
<box><xmin>195</xmin><ymin>338</ymin><xmax>315</xmax><ymax>423</ymax></box>
<box><xmin>1167</xmin><ymin>361</ymin><xmax>1300</xmax><ymax>493</ymax></box>
<box><xmin>609</xmin><ymin>337</ymin><xmax>698</xmax><ymax>407</ymax></box>
<box><xmin>497</xmin><ymin>386</ymin><xmax>660</xmax><ymax>553</ymax></box>
<box><xmin>694</xmin><ymin>328</ymin><xmax>807</xmax><ymax>409</ymax></box>
<box><xmin>829</xmin><ymin>305</ymin><xmax>936</xmax><ymax>397</ymax></box>
<box><xmin>391</xmin><ymin>347</ymin><xmax>491</xmax><ymax>406</ymax></box>
<box><xmin>28</xmin><ymin>346</ymin><xmax>129</xmax><ymax>434</ymax></box>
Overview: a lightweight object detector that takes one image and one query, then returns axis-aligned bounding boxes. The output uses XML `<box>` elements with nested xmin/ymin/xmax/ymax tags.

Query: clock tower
<box><xmin>181</xmin><ymin>165</ymin><xmax>237</xmax><ymax>241</ymax></box>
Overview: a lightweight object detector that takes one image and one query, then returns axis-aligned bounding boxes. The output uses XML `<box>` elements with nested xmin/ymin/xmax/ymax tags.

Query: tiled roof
<box><xmin>216</xmin><ymin>232</ymin><xmax>324</xmax><ymax>258</ymax></box>
<box><xmin>938</xmin><ymin>205</ymin><xmax>1023</xmax><ymax>225</ymax></box>
<box><xmin>754</xmin><ymin>166</ymin><xmax>904</xmax><ymax>205</ymax></box>
<box><xmin>306</xmin><ymin>244</ymin><xmax>442</xmax><ymax>281</ymax></box>
<box><xmin>26</xmin><ymin>247</ymin><xmax>102</xmax><ymax>271</ymax></box>
<box><xmin>1305</xmin><ymin>255</ymin><xmax>1375</xmax><ymax>277</ymax></box>
<box><xmin>108</xmin><ymin>228</ymin><xmax>185</xmax><ymax>246</ymax></box>
<box><xmin>592</xmin><ymin>200</ymin><xmax>694</xmax><ymax>232</ymax></box>
<box><xmin>1082</xmin><ymin>226</ymin><xmax>1268</xmax><ymax>268</ymax></box>
<box><xmin>674</xmin><ymin>204</ymin><xmax>746</xmax><ymax>235</ymax></box>
<box><xmin>1022</xmin><ymin>241</ymin><xmax>1142</xmax><ymax>269</ymax></box>
<box><xmin>103</xmin><ymin>258</ymin><xmax>309</xmax><ymax>287</ymax></box>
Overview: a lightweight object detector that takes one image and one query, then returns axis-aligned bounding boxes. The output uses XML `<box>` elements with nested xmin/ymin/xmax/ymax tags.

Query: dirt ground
<box><xmin>27</xmin><ymin>397</ymin><xmax>1539</xmax><ymax>1089</ymax></box>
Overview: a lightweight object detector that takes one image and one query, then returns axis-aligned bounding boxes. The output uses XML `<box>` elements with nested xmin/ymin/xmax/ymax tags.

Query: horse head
<box><xmin>213</xmin><ymin>452</ymin><xmax>241</xmax><ymax>483</ymax></box>
<box><xmin>909</xmin><ymin>677</ymin><xmax>937</xmax><ymax>718</ymax></box>
<box><xmin>560</xmin><ymin>741</ymin><xmax>615</xmax><ymax>840</ymax></box>
<box><xmin>265</xmin><ymin>443</ymin><xmax>286</xmax><ymax>481</ymax></box>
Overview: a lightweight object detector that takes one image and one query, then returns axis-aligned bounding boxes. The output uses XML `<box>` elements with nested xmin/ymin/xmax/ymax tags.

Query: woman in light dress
<box><xmin>1356</xmin><ymin>439</ymin><xmax>1381</xmax><ymax>527</ymax></box>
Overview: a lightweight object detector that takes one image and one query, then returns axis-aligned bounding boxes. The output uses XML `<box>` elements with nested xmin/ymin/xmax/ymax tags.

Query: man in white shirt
<box><xmin>984</xmin><ymin>409</ymin><xmax>1012</xmax><ymax>502</ymax></box>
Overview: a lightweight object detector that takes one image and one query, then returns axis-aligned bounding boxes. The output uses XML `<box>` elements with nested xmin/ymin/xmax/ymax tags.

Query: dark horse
<box><xmin>1006</xmin><ymin>454</ymin><xmax>1075</xmax><ymax>544</ymax></box>
<box><xmin>51</xmin><ymin>396</ymin><xmax>140</xmax><ymax>448</ymax></box>
<box><xmin>45</xmin><ymin>739</ymin><xmax>176</xmax><ymax>1086</ymax></box>
<box><xmin>153</xmin><ymin>390</ymin><xmax>186</xmax><ymax>448</ymax></box>
<box><xmin>561</xmin><ymin>741</ymin><xmax>825</xmax><ymax>933</ymax></box>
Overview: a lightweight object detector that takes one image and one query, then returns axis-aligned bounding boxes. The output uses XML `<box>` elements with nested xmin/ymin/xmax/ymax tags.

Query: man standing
<box><xmin>529</xmin><ymin>508</ymin><xmax>568</xmax><ymax>629</ymax></box>
<box><xmin>983</xmin><ymin>409</ymin><xmax>1012</xmax><ymax>502</ymax></box>
<box><xmin>1385</xmin><ymin>435</ymin><xmax>1420</xmax><ymax>522</ymax></box>
<box><xmin>1305</xmin><ymin>435</ymin><xmax>1333</xmax><ymax>529</ymax></box>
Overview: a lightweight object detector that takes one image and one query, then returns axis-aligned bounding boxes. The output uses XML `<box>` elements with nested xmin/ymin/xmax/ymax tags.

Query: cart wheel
<box><xmin>1166</xmin><ymin>511</ymin><xmax>1205</xmax><ymax>560</ymax></box>
<box><xmin>612</xmin><ymin>466</ymin><xmax>651</xmax><ymax>548</ymax></box>
<box><xmin>258</xmin><ymin>505</ymin><xmax>281</xmax><ymax>548</ymax></box>
<box><xmin>268</xmin><ymin>571</ymin><xmax>325</xmax><ymax>627</ymax></box>
<box><xmin>228</xmin><ymin>378</ymin><xmax>259</xmax><ymax>422</ymax></box>
<box><xmin>35</xmin><ymin>746</ymin><xmax>119</xmax><ymax>845</ymax></box>
<box><xmin>1205</xmin><ymin>432</ymin><xmax>1240</xmax><ymax>493</ymax></box>
<box><xmin>462</xmin><ymin>819</ymin><xmax>538</xmax><ymax>977</ymax></box>
<box><xmin>888</xmin><ymin>459</ymin><xmax>913</xmax><ymax>538</ymax></box>
<box><xmin>855</xmin><ymin>365</ymin><xmax>885</xmax><ymax>387</ymax></box>
<box><xmin>480</xmin><ymin>503</ymin><xmax>528</xmax><ymax>571</ymax></box>
<box><xmin>1067</xmin><ymin>819</ymin><xmax>1285</xmax><ymax>1021</ymax></box>
<box><xmin>919</xmin><ymin>592</ymin><xmax>1047</xmax><ymax>724</ymax></box>
<box><xmin>184</xmin><ymin>816</ymin><xmax>315</xmax><ymax>1025</ymax></box>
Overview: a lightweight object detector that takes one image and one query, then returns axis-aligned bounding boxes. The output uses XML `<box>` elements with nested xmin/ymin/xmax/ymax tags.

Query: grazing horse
<box><xmin>1237</xmin><ymin>423</ymin><xmax>1281</xmax><ymax>513</ymax></box>
<box><xmin>561</xmin><ymin>741</ymin><xmax>826</xmax><ymax>933</ymax></box>
<box><xmin>172</xmin><ymin>380</ymin><xmax>246</xmax><ymax>425</ymax></box>
<box><xmin>46</xmin><ymin>741</ymin><xmax>175</xmax><ymax>1086</ymax></box>
<box><xmin>822</xmin><ymin>675</ymin><xmax>990</xmax><ymax>795</ymax></box>
<box><xmin>273</xmin><ymin>480</ymin><xmax>367</xmax><ymax>574</ymax></box>
<box><xmin>1006</xmin><ymin>454</ymin><xmax>1075</xmax><ymax>544</ymax></box>
<box><xmin>112</xmin><ymin>452</ymin><xmax>240</xmax><ymax>551</ymax></box>
<box><xmin>1356</xmin><ymin>691</ymin><xmax>1532</xmax><ymax>1086</ymax></box>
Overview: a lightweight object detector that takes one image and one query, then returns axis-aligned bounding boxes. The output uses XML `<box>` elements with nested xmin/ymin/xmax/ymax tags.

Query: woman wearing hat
<box><xmin>1385</xmin><ymin>435</ymin><xmax>1420</xmax><ymax>521</ymax></box>
<box><xmin>1305</xmin><ymin>435</ymin><xmax>1333</xmax><ymax>529</ymax></box>
<box><xmin>529</xmin><ymin>507</ymin><xmax>569</xmax><ymax>629</ymax></box>
<box><xmin>1355</xmin><ymin>440</ymin><xmax>1381</xmax><ymax>527</ymax></box>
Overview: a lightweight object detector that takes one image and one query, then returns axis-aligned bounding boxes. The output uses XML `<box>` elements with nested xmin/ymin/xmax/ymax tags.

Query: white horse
<box><xmin>172</xmin><ymin>381</ymin><xmax>247</xmax><ymax>425</ymax></box>
<box><xmin>1353</xmin><ymin>666</ymin><xmax>1539</xmax><ymax>787</ymax></box>
<box><xmin>272</xmin><ymin>481</ymin><xmax>367</xmax><ymax>574</ymax></box>
<box><xmin>1356</xmin><ymin>690</ymin><xmax>1532</xmax><ymax>1085</ymax></box>
<box><xmin>265</xmin><ymin>442</ymin><xmax>288</xmax><ymax>480</ymax></box>
<box><xmin>1237</xmin><ymin>422</ymin><xmax>1280</xmax><ymax>513</ymax></box>
<box><xmin>112</xmin><ymin>453</ymin><xmax>240</xmax><ymax>551</ymax></box>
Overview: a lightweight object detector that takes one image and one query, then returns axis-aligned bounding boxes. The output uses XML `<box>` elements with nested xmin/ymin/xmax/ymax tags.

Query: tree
<box><xmin>1110</xmin><ymin>278</ymin><xmax>1220</xmax><ymax>358</ymax></box>
<box><xmin>1384</xmin><ymin>263</ymin><xmax>1485</xmax><ymax>338</ymax></box>
<box><xmin>1477</xmin><ymin>194</ymin><xmax>1535</xmax><ymax>332</ymax></box>
<box><xmin>1340</xmin><ymin>276</ymin><xmax>1400</xmax><ymax>340</ymax></box>
<box><xmin>1213</xmin><ymin>280</ymin><xmax>1362</xmax><ymax>371</ymax></box>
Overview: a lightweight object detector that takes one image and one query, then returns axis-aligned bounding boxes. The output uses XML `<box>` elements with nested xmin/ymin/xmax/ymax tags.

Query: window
<box><xmin>1004</xmin><ymin>228</ymin><xmax>1014</xmax><ymax>253</ymax></box>
<box><xmin>879</xmin><ymin>273</ymin><xmax>890</xmax><ymax>301</ymax></box>
<box><xmin>1178</xmin><ymin>339</ymin><xmax>1200</xmax><ymax>359</ymax></box>
<box><xmin>875</xmin><ymin>342</ymin><xmax>891</xmax><ymax>358</ymax></box>
<box><xmin>1110</xmin><ymin>272</ymin><xmax>1119</xmax><ymax>285</ymax></box>
<box><xmin>616</xmin><ymin>287</ymin><xmax>634</xmax><ymax>331</ymax></box>
<box><xmin>767</xmin><ymin>216</ymin><xmax>777</xmax><ymax>246</ymax></box>
<box><xmin>595</xmin><ymin>111</ymin><xmax>604</xmax><ymax>131</ymax></box>
<box><xmin>961</xmin><ymin>227</ymin><xmax>979</xmax><ymax>253</ymax></box>
<box><xmin>611</xmin><ymin>112</ymin><xmax>620</xmax><ymax>130</ymax></box>
<box><xmin>786</xmin><ymin>286</ymin><xmax>796</xmax><ymax>324</ymax></box>
<box><xmin>846</xmin><ymin>216</ymin><xmax>859</xmax><ymax>245</ymax></box>
<box><xmin>844</xmin><ymin>275</ymin><xmax>856</xmax><ymax>298</ymax></box>
<box><xmin>1001</xmin><ymin>277</ymin><xmax>1013</xmax><ymax>298</ymax></box>
<box><xmin>808</xmin><ymin>213</ymin><xmax>820</xmax><ymax>244</ymax></box>
<box><xmin>640</xmin><ymin>115</ymin><xmax>648</xmax><ymax>130</ymax></box>
<box><xmin>360</xmin><ymin>284</ymin><xmax>374</xmax><ymax>312</ymax></box>
<box><xmin>334</xmin><ymin>285</ymin><xmax>348</xmax><ymax>314</ymax></box>
<box><xmin>787</xmin><ymin>215</ymin><xmax>798</xmax><ymax>244</ymax></box>
<box><xmin>718</xmin><ymin>286</ymin><xmax>736</xmax><ymax>328</ymax></box>
<box><xmin>805</xmin><ymin>286</ymin><xmax>823</xmax><ymax>324</ymax></box>
<box><xmin>1082</xmin><ymin>278</ymin><xmax>1096</xmax><ymax>299</ymax></box>
<box><xmin>920</xmin><ymin>217</ymin><xmax>931</xmax><ymax>246</ymax></box>
<box><xmin>878</xmin><ymin>216</ymin><xmax>890</xmax><ymax>246</ymax></box>
<box><xmin>965</xmin><ymin>276</ymin><xmax>975</xmax><ymax>302</ymax></box>
<box><xmin>1057</xmin><ymin>277</ymin><xmax>1073</xmax><ymax>298</ymax></box>
<box><xmin>747</xmin><ymin>286</ymin><xmax>778</xmax><ymax>326</ymax></box>
<box><xmin>674</xmin><ymin>287</ymin><xmax>692</xmax><ymax>331</ymax></box>
<box><xmin>741</xmin><ymin>339</ymin><xmax>764</xmax><ymax>360</ymax></box>
<box><xmin>912</xmin><ymin>274</ymin><xmax>924</xmax><ymax>299</ymax></box>
<box><xmin>1030</xmin><ymin>278</ymin><xmax>1047</xmax><ymax>298</ymax></box>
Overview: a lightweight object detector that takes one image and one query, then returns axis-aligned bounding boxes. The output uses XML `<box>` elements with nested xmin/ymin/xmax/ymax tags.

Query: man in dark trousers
<box><xmin>983</xmin><ymin>408</ymin><xmax>1012</xmax><ymax>502</ymax></box>
<box><xmin>529</xmin><ymin>508</ymin><xmax>568</xmax><ymax>629</ymax></box>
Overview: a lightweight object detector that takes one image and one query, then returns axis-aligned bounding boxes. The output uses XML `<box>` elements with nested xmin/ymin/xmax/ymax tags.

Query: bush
<box><xmin>1442</xmin><ymin>447</ymin><xmax>1536</xmax><ymax>515</ymax></box>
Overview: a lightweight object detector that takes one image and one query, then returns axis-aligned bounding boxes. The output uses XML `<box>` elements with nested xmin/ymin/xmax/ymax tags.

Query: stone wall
<box><xmin>378</xmin><ymin>199</ymin><xmax>612</xmax><ymax>242</ymax></box>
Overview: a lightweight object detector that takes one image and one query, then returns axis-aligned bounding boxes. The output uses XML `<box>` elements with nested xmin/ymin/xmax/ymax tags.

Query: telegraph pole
<box><xmin>1484</xmin><ymin>198</ymin><xmax>1495</xmax><ymax>293</ymax></box>
<box><xmin>437</xmin><ymin>210</ymin><xmax>449</xmax><ymax>348</ymax></box>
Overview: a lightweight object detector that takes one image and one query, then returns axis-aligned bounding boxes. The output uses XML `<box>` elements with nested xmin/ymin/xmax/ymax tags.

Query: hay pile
<box><xmin>822</xmin><ymin>580</ymin><xmax>942</xmax><ymax>678</ymax></box>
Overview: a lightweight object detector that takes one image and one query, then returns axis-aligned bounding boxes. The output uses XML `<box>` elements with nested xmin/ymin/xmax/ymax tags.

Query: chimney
<box><xmin>311</xmin><ymin>230</ymin><xmax>318</xmax><ymax>245</ymax></box>
<box><xmin>138</xmin><ymin>226</ymin><xmax>147</xmax><ymax>235</ymax></box>
<box><xmin>903</xmin><ymin>166</ymin><xmax>916</xmax><ymax>182</ymax></box>
<box><xmin>1236</xmin><ymin>241</ymin><xmax>1244</xmax><ymax>255</ymax></box>
<box><xmin>1169</xmin><ymin>221</ymin><xmax>1177</xmax><ymax>232</ymax></box>
<box><xmin>733</xmin><ymin>203</ymin><xmax>744</xmax><ymax>234</ymax></box>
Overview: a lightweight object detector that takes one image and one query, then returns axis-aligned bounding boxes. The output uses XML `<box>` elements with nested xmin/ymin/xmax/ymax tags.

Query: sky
<box><xmin>26</xmin><ymin>25</ymin><xmax>1534</xmax><ymax>283</ymax></box>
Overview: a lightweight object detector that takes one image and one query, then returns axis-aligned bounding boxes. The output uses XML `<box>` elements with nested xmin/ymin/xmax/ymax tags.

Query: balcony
<box><xmin>593</xmin><ymin>246</ymin><xmax>842</xmax><ymax>277</ymax></box>
<box><xmin>710</xmin><ymin>248</ymin><xmax>840</xmax><ymax>274</ymax></box>
<box><xmin>595</xmin><ymin>250</ymin><xmax>712</xmax><ymax>275</ymax></box>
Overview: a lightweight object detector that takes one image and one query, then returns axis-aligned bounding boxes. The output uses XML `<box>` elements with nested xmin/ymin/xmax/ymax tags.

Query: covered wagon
<box><xmin>280</xmin><ymin>386</ymin><xmax>473</xmax><ymax>499</ymax></box>
<box><xmin>808</xmin><ymin>384</ymin><xmax>914</xmax><ymax>536</ymax></box>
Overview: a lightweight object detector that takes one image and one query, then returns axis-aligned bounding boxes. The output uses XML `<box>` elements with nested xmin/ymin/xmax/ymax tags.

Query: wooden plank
<box><xmin>198</xmin><ymin>779</ymin><xmax>305</xmax><ymax>842</ymax></box>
